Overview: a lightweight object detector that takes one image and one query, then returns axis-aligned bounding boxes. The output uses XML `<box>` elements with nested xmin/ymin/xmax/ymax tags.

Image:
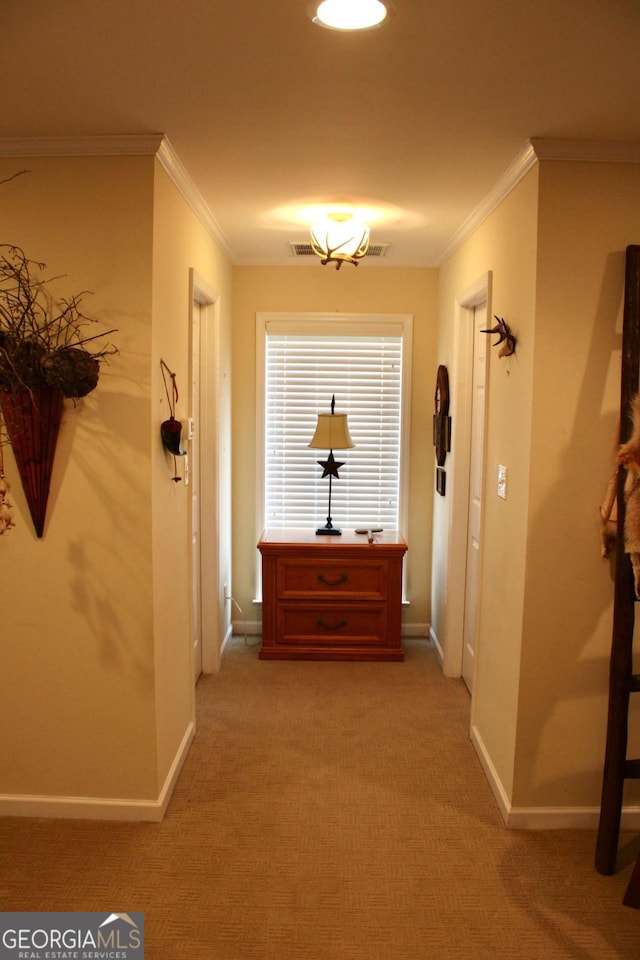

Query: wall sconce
<box><xmin>308</xmin><ymin>395</ymin><xmax>355</xmax><ymax>534</ymax></box>
<box><xmin>310</xmin><ymin>213</ymin><xmax>370</xmax><ymax>269</ymax></box>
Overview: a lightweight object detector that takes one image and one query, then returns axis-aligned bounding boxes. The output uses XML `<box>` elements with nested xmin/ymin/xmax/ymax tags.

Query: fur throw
<box><xmin>0</xmin><ymin>446</ymin><xmax>14</xmax><ymax>535</ymax></box>
<box><xmin>602</xmin><ymin>394</ymin><xmax>640</xmax><ymax>597</ymax></box>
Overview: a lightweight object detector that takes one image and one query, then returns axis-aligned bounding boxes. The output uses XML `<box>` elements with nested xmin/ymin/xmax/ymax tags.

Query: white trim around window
<box><xmin>255</xmin><ymin>312</ymin><xmax>413</xmax><ymax>597</ymax></box>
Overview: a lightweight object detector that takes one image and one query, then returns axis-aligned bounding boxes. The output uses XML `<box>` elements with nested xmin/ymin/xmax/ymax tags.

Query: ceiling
<box><xmin>2</xmin><ymin>0</ymin><xmax>640</xmax><ymax>267</ymax></box>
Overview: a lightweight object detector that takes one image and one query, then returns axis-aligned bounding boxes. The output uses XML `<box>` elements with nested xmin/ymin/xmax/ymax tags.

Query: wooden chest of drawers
<box><xmin>258</xmin><ymin>529</ymin><xmax>408</xmax><ymax>661</ymax></box>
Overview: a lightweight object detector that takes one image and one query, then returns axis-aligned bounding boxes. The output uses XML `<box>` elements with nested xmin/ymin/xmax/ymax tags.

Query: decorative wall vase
<box><xmin>0</xmin><ymin>238</ymin><xmax>117</xmax><ymax>539</ymax></box>
<box><xmin>0</xmin><ymin>386</ymin><xmax>64</xmax><ymax>537</ymax></box>
<box><xmin>433</xmin><ymin>364</ymin><xmax>451</xmax><ymax>466</ymax></box>
<box><xmin>433</xmin><ymin>364</ymin><xmax>451</xmax><ymax>496</ymax></box>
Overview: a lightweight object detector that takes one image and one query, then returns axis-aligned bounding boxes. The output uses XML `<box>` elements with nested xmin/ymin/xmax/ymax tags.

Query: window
<box><xmin>256</xmin><ymin>313</ymin><xmax>412</xmax><ymax>537</ymax></box>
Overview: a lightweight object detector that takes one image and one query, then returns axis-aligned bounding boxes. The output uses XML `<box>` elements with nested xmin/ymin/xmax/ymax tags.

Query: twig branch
<box><xmin>0</xmin><ymin>244</ymin><xmax>118</xmax><ymax>396</ymax></box>
<box><xmin>0</xmin><ymin>169</ymin><xmax>29</xmax><ymax>189</ymax></box>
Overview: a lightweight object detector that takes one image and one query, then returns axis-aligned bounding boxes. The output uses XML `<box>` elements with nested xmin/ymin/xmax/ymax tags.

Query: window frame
<box><xmin>255</xmin><ymin>312</ymin><xmax>413</xmax><ymax>596</ymax></box>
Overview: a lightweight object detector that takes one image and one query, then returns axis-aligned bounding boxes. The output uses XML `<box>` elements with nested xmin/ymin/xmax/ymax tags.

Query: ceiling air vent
<box><xmin>365</xmin><ymin>243</ymin><xmax>390</xmax><ymax>258</ymax></box>
<box><xmin>289</xmin><ymin>242</ymin><xmax>390</xmax><ymax>259</ymax></box>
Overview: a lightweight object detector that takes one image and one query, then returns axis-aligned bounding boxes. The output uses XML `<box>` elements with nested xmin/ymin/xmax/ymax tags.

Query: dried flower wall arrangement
<box><xmin>0</xmin><ymin>177</ymin><xmax>117</xmax><ymax>536</ymax></box>
<box><xmin>0</xmin><ymin>244</ymin><xmax>117</xmax><ymax>398</ymax></box>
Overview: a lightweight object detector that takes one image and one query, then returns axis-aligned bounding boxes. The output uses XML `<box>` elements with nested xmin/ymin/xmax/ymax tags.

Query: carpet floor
<box><xmin>0</xmin><ymin>636</ymin><xmax>638</xmax><ymax>959</ymax></box>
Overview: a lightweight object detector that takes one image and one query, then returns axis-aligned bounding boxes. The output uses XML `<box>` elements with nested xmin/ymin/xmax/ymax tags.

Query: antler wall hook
<box><xmin>481</xmin><ymin>316</ymin><xmax>517</xmax><ymax>358</ymax></box>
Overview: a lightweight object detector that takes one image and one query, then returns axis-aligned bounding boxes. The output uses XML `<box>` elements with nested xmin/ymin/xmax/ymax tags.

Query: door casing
<box><xmin>189</xmin><ymin>269</ymin><xmax>222</xmax><ymax>675</ymax></box>
<box><xmin>442</xmin><ymin>272</ymin><xmax>492</xmax><ymax>681</ymax></box>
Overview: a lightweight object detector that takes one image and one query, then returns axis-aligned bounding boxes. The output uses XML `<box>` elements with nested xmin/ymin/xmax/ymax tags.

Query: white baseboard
<box><xmin>505</xmin><ymin>806</ymin><xmax>640</xmax><ymax>830</ymax></box>
<box><xmin>430</xmin><ymin>626</ymin><xmax>444</xmax><ymax>665</ymax></box>
<box><xmin>471</xmin><ymin>723</ymin><xmax>512</xmax><ymax>824</ymax></box>
<box><xmin>0</xmin><ymin>721</ymin><xmax>195</xmax><ymax>822</ymax></box>
<box><xmin>155</xmin><ymin>720</ymin><xmax>196</xmax><ymax>819</ymax></box>
<box><xmin>471</xmin><ymin>723</ymin><xmax>640</xmax><ymax>829</ymax></box>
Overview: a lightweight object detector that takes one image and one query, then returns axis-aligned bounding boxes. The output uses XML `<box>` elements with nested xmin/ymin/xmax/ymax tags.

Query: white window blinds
<box><xmin>263</xmin><ymin>320</ymin><xmax>407</xmax><ymax>531</ymax></box>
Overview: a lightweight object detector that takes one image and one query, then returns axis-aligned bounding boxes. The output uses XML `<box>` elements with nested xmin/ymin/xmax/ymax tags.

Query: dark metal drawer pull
<box><xmin>317</xmin><ymin>573</ymin><xmax>348</xmax><ymax>586</ymax></box>
<box><xmin>317</xmin><ymin>618</ymin><xmax>347</xmax><ymax>631</ymax></box>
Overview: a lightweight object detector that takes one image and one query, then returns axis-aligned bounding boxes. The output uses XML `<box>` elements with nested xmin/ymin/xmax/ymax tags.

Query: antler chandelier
<box><xmin>310</xmin><ymin>213</ymin><xmax>370</xmax><ymax>270</ymax></box>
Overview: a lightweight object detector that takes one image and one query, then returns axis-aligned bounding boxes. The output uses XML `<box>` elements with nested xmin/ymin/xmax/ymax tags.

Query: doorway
<box><xmin>189</xmin><ymin>271</ymin><xmax>223</xmax><ymax>679</ymax></box>
<box><xmin>442</xmin><ymin>273</ymin><xmax>491</xmax><ymax>685</ymax></box>
<box><xmin>461</xmin><ymin>302</ymin><xmax>488</xmax><ymax>692</ymax></box>
<box><xmin>191</xmin><ymin>298</ymin><xmax>203</xmax><ymax>682</ymax></box>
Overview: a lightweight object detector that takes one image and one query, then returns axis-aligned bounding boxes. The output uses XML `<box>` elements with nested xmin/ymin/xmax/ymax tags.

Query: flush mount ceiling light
<box><xmin>310</xmin><ymin>213</ymin><xmax>370</xmax><ymax>269</ymax></box>
<box><xmin>312</xmin><ymin>0</ymin><xmax>388</xmax><ymax>31</ymax></box>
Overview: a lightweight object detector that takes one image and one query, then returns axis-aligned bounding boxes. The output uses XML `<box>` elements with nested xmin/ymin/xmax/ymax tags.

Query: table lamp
<box><xmin>308</xmin><ymin>395</ymin><xmax>355</xmax><ymax>535</ymax></box>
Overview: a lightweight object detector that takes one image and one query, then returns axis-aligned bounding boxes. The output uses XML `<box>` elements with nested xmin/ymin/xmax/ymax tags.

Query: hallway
<box><xmin>0</xmin><ymin>637</ymin><xmax>637</xmax><ymax>959</ymax></box>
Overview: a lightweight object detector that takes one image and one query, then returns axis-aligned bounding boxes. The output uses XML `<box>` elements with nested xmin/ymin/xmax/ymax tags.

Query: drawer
<box><xmin>277</xmin><ymin>603</ymin><xmax>388</xmax><ymax>646</ymax></box>
<box><xmin>277</xmin><ymin>557</ymin><xmax>388</xmax><ymax>600</ymax></box>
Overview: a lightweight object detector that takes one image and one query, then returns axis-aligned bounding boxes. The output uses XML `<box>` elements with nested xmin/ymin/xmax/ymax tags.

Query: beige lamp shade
<box><xmin>308</xmin><ymin>412</ymin><xmax>355</xmax><ymax>450</ymax></box>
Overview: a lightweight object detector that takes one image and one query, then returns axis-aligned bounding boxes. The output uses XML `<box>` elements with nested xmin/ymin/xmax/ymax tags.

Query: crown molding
<box><xmin>437</xmin><ymin>138</ymin><xmax>640</xmax><ymax>267</ymax></box>
<box><xmin>530</xmin><ymin>138</ymin><xmax>640</xmax><ymax>163</ymax></box>
<box><xmin>0</xmin><ymin>134</ymin><xmax>165</xmax><ymax>157</ymax></box>
<box><xmin>436</xmin><ymin>142</ymin><xmax>537</xmax><ymax>266</ymax></box>
<box><xmin>155</xmin><ymin>137</ymin><xmax>234</xmax><ymax>261</ymax></box>
<box><xmin>0</xmin><ymin>134</ymin><xmax>235</xmax><ymax>260</ymax></box>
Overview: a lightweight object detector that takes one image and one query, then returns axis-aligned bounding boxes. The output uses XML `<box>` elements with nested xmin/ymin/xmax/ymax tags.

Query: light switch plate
<box><xmin>498</xmin><ymin>464</ymin><xmax>507</xmax><ymax>500</ymax></box>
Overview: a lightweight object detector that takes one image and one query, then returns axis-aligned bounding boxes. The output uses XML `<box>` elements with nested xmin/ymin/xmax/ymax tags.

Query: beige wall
<box><xmin>515</xmin><ymin>160</ymin><xmax>640</xmax><ymax>809</ymax></box>
<box><xmin>151</xmin><ymin>161</ymin><xmax>233</xmax><ymax>786</ymax></box>
<box><xmin>0</xmin><ymin>156</ymin><xmax>158</xmax><ymax>801</ymax></box>
<box><xmin>435</xmin><ymin>167</ymin><xmax>539</xmax><ymax>800</ymax></box>
<box><xmin>231</xmin><ymin>266</ymin><xmax>438</xmax><ymax>632</ymax></box>
<box><xmin>434</xmin><ymin>159</ymin><xmax>640</xmax><ymax>817</ymax></box>
<box><xmin>4</xmin><ymin>149</ymin><xmax>638</xmax><ymax>823</ymax></box>
<box><xmin>0</xmin><ymin>153</ymin><xmax>233</xmax><ymax>815</ymax></box>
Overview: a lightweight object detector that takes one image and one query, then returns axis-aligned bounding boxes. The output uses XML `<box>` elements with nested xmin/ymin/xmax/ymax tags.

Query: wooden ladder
<box><xmin>595</xmin><ymin>244</ymin><xmax>640</xmax><ymax>908</ymax></box>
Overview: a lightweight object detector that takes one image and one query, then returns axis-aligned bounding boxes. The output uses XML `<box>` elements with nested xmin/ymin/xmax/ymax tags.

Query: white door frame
<box><xmin>442</xmin><ymin>272</ymin><xmax>492</xmax><ymax>678</ymax></box>
<box><xmin>191</xmin><ymin>297</ymin><xmax>203</xmax><ymax>682</ymax></box>
<box><xmin>190</xmin><ymin>269</ymin><xmax>222</xmax><ymax>675</ymax></box>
